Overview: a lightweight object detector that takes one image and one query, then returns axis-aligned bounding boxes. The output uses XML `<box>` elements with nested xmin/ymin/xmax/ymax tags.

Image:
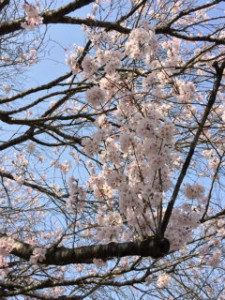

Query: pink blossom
<box><xmin>217</xmin><ymin>219</ymin><xmax>225</xmax><ymax>228</ymax></box>
<box><xmin>125</xmin><ymin>27</ymin><xmax>157</xmax><ymax>59</ymax></box>
<box><xmin>2</xmin><ymin>85</ymin><xmax>12</xmax><ymax>93</ymax></box>
<box><xmin>0</xmin><ymin>255</ymin><xmax>8</xmax><ymax>267</ymax></box>
<box><xmin>157</xmin><ymin>273</ymin><xmax>171</xmax><ymax>288</ymax></box>
<box><xmin>29</xmin><ymin>49</ymin><xmax>37</xmax><ymax>57</ymax></box>
<box><xmin>21</xmin><ymin>2</ymin><xmax>43</xmax><ymax>30</ymax></box>
<box><xmin>66</xmin><ymin>49</ymin><xmax>80</xmax><ymax>74</ymax></box>
<box><xmin>86</xmin><ymin>86</ymin><xmax>106</xmax><ymax>106</ymax></box>
<box><xmin>0</xmin><ymin>238</ymin><xmax>14</xmax><ymax>256</ymax></box>
<box><xmin>27</xmin><ymin>142</ymin><xmax>36</xmax><ymax>153</ymax></box>
<box><xmin>93</xmin><ymin>258</ymin><xmax>107</xmax><ymax>267</ymax></box>
<box><xmin>54</xmin><ymin>160</ymin><xmax>71</xmax><ymax>174</ymax></box>
<box><xmin>67</xmin><ymin>177</ymin><xmax>86</xmax><ymax>210</ymax></box>
<box><xmin>207</xmin><ymin>249</ymin><xmax>221</xmax><ymax>266</ymax></box>
<box><xmin>81</xmin><ymin>56</ymin><xmax>98</xmax><ymax>77</ymax></box>
<box><xmin>183</xmin><ymin>183</ymin><xmax>205</xmax><ymax>200</ymax></box>
<box><xmin>30</xmin><ymin>247</ymin><xmax>46</xmax><ymax>264</ymax></box>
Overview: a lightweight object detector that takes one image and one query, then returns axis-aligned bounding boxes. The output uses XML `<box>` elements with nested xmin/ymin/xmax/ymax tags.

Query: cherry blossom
<box><xmin>0</xmin><ymin>0</ymin><xmax>225</xmax><ymax>299</ymax></box>
<box><xmin>30</xmin><ymin>247</ymin><xmax>47</xmax><ymax>264</ymax></box>
<box><xmin>86</xmin><ymin>85</ymin><xmax>106</xmax><ymax>106</ymax></box>
<box><xmin>157</xmin><ymin>273</ymin><xmax>171</xmax><ymax>288</ymax></box>
<box><xmin>21</xmin><ymin>2</ymin><xmax>43</xmax><ymax>29</ymax></box>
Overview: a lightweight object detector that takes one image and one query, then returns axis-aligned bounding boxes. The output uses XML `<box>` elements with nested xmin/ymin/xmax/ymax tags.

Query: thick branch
<box><xmin>9</xmin><ymin>236</ymin><xmax>170</xmax><ymax>265</ymax></box>
<box><xmin>43</xmin><ymin>0</ymin><xmax>94</xmax><ymax>19</ymax></box>
<box><xmin>0</xmin><ymin>0</ymin><xmax>94</xmax><ymax>36</ymax></box>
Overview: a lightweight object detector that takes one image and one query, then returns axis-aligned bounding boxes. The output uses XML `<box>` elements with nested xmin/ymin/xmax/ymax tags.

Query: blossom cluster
<box><xmin>67</xmin><ymin>177</ymin><xmax>86</xmax><ymax>211</ymax></box>
<box><xmin>156</xmin><ymin>273</ymin><xmax>171</xmax><ymax>288</ymax></box>
<box><xmin>207</xmin><ymin>249</ymin><xmax>222</xmax><ymax>266</ymax></box>
<box><xmin>183</xmin><ymin>183</ymin><xmax>205</xmax><ymax>200</ymax></box>
<box><xmin>30</xmin><ymin>247</ymin><xmax>46</xmax><ymax>264</ymax></box>
<box><xmin>86</xmin><ymin>86</ymin><xmax>106</xmax><ymax>106</ymax></box>
<box><xmin>21</xmin><ymin>2</ymin><xmax>43</xmax><ymax>30</ymax></box>
<box><xmin>96</xmin><ymin>49</ymin><xmax>123</xmax><ymax>75</ymax></box>
<box><xmin>165</xmin><ymin>205</ymin><xmax>201</xmax><ymax>250</ymax></box>
<box><xmin>68</xmin><ymin>24</ymin><xmax>208</xmax><ymax>250</ymax></box>
<box><xmin>65</xmin><ymin>45</ymin><xmax>83</xmax><ymax>74</ymax></box>
<box><xmin>125</xmin><ymin>27</ymin><xmax>157</xmax><ymax>59</ymax></box>
<box><xmin>82</xmin><ymin>99</ymin><xmax>177</xmax><ymax>240</ymax></box>
<box><xmin>0</xmin><ymin>237</ymin><xmax>14</xmax><ymax>256</ymax></box>
<box><xmin>53</xmin><ymin>160</ymin><xmax>71</xmax><ymax>174</ymax></box>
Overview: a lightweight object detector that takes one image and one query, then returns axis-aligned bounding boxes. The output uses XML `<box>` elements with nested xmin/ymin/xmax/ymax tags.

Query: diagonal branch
<box><xmin>161</xmin><ymin>60</ymin><xmax>225</xmax><ymax>235</ymax></box>
<box><xmin>46</xmin><ymin>16</ymin><xmax>130</xmax><ymax>34</ymax></box>
<box><xmin>0</xmin><ymin>0</ymin><xmax>9</xmax><ymax>12</ymax></box>
<box><xmin>43</xmin><ymin>0</ymin><xmax>95</xmax><ymax>19</ymax></box>
<box><xmin>165</xmin><ymin>0</ymin><xmax>225</xmax><ymax>28</ymax></box>
<box><xmin>0</xmin><ymin>0</ymin><xmax>95</xmax><ymax>36</ymax></box>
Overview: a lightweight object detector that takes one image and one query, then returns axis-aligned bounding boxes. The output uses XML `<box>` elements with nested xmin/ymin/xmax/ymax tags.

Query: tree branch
<box><xmin>161</xmin><ymin>60</ymin><xmax>225</xmax><ymax>235</ymax></box>
<box><xmin>0</xmin><ymin>0</ymin><xmax>9</xmax><ymax>12</ymax></box>
<box><xmin>45</xmin><ymin>16</ymin><xmax>130</xmax><ymax>34</ymax></box>
<box><xmin>8</xmin><ymin>235</ymin><xmax>170</xmax><ymax>265</ymax></box>
<box><xmin>0</xmin><ymin>0</ymin><xmax>94</xmax><ymax>36</ymax></box>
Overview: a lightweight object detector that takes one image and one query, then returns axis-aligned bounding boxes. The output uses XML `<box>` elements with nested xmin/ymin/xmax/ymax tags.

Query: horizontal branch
<box><xmin>1</xmin><ymin>1</ymin><xmax>225</xmax><ymax>47</ymax></box>
<box><xmin>9</xmin><ymin>235</ymin><xmax>170</xmax><ymax>265</ymax></box>
<box><xmin>43</xmin><ymin>0</ymin><xmax>95</xmax><ymax>19</ymax></box>
<box><xmin>156</xmin><ymin>27</ymin><xmax>225</xmax><ymax>45</ymax></box>
<box><xmin>46</xmin><ymin>16</ymin><xmax>130</xmax><ymax>34</ymax></box>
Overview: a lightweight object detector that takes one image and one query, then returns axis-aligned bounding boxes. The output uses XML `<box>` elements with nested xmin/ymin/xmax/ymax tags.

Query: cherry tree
<box><xmin>0</xmin><ymin>0</ymin><xmax>225</xmax><ymax>299</ymax></box>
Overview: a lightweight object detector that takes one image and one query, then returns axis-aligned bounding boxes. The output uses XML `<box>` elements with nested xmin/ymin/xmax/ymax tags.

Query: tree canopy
<box><xmin>0</xmin><ymin>0</ymin><xmax>225</xmax><ymax>299</ymax></box>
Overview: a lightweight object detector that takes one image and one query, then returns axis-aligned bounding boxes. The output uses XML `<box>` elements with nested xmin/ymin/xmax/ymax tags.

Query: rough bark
<box><xmin>9</xmin><ymin>235</ymin><xmax>170</xmax><ymax>265</ymax></box>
